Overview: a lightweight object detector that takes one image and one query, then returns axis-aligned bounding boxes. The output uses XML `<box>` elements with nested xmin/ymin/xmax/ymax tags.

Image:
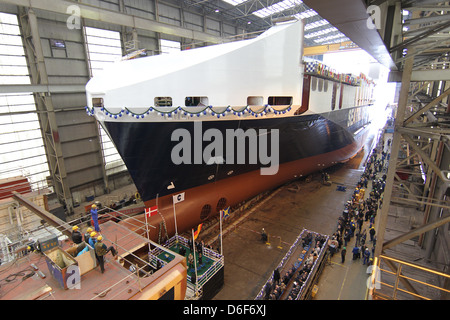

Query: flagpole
<box><xmin>156</xmin><ymin>193</ymin><xmax>162</xmax><ymax>244</ymax></box>
<box><xmin>144</xmin><ymin>207</ymin><xmax>151</xmax><ymax>252</ymax></box>
<box><xmin>192</xmin><ymin>228</ymin><xmax>198</xmax><ymax>295</ymax></box>
<box><xmin>219</xmin><ymin>210</ymin><xmax>223</xmax><ymax>256</ymax></box>
<box><xmin>173</xmin><ymin>200</ymin><xmax>178</xmax><ymax>239</ymax></box>
<box><xmin>172</xmin><ymin>193</ymin><xmax>184</xmax><ymax>244</ymax></box>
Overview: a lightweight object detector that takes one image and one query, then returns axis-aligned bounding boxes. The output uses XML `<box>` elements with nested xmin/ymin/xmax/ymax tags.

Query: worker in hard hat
<box><xmin>94</xmin><ymin>235</ymin><xmax>117</xmax><ymax>273</ymax></box>
<box><xmin>84</xmin><ymin>227</ymin><xmax>93</xmax><ymax>244</ymax></box>
<box><xmin>90</xmin><ymin>203</ymin><xmax>100</xmax><ymax>233</ymax></box>
<box><xmin>88</xmin><ymin>231</ymin><xmax>97</xmax><ymax>248</ymax></box>
<box><xmin>71</xmin><ymin>225</ymin><xmax>83</xmax><ymax>244</ymax></box>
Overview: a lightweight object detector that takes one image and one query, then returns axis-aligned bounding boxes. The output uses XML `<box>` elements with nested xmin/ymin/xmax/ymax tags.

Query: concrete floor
<box><xmin>211</xmin><ymin>126</ymin><xmax>382</xmax><ymax>300</ymax></box>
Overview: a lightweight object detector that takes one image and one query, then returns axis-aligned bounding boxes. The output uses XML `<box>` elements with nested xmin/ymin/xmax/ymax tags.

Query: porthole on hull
<box><xmin>200</xmin><ymin>204</ymin><xmax>212</xmax><ymax>221</ymax></box>
<box><xmin>216</xmin><ymin>197</ymin><xmax>227</xmax><ymax>212</ymax></box>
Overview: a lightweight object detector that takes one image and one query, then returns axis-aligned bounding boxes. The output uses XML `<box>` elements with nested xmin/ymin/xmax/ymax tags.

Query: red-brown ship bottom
<box><xmin>120</xmin><ymin>133</ymin><xmax>367</xmax><ymax>242</ymax></box>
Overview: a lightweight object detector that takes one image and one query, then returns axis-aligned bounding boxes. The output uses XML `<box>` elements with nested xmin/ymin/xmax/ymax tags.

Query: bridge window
<box><xmin>311</xmin><ymin>77</ymin><xmax>317</xmax><ymax>91</ymax></box>
<box><xmin>92</xmin><ymin>98</ymin><xmax>104</xmax><ymax>108</ymax></box>
<box><xmin>185</xmin><ymin>96</ymin><xmax>208</xmax><ymax>107</ymax></box>
<box><xmin>247</xmin><ymin>96</ymin><xmax>264</xmax><ymax>106</ymax></box>
<box><xmin>318</xmin><ymin>78</ymin><xmax>323</xmax><ymax>92</ymax></box>
<box><xmin>155</xmin><ymin>97</ymin><xmax>173</xmax><ymax>107</ymax></box>
<box><xmin>268</xmin><ymin>96</ymin><xmax>292</xmax><ymax>106</ymax></box>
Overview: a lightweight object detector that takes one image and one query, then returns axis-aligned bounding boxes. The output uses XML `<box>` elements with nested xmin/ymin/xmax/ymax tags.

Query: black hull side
<box><xmin>103</xmin><ymin>106</ymin><xmax>371</xmax><ymax>203</ymax></box>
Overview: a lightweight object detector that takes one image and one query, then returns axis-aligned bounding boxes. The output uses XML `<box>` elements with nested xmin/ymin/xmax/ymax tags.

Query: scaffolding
<box><xmin>369</xmin><ymin>3</ymin><xmax>450</xmax><ymax>300</ymax></box>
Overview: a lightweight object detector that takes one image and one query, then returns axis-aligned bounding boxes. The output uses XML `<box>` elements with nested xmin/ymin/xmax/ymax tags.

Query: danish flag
<box><xmin>145</xmin><ymin>205</ymin><xmax>158</xmax><ymax>218</ymax></box>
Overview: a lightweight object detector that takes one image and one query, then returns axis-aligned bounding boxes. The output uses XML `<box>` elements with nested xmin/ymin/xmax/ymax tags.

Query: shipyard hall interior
<box><xmin>0</xmin><ymin>0</ymin><xmax>449</xmax><ymax>306</ymax></box>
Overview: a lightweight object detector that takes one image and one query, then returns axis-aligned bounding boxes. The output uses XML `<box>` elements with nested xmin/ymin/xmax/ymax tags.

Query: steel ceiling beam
<box><xmin>395</xmin><ymin>39</ymin><xmax>450</xmax><ymax>64</ymax></box>
<box><xmin>407</xmin><ymin>6</ymin><xmax>450</xmax><ymax>11</ymax></box>
<box><xmin>302</xmin><ymin>0</ymin><xmax>397</xmax><ymax>70</ymax></box>
<box><xmin>403</xmin><ymin>0</ymin><xmax>450</xmax><ymax>7</ymax></box>
<box><xmin>383</xmin><ymin>214</ymin><xmax>450</xmax><ymax>250</ymax></box>
<box><xmin>389</xmin><ymin>69</ymin><xmax>450</xmax><ymax>82</ymax></box>
<box><xmin>402</xmin><ymin>134</ymin><xmax>449</xmax><ymax>182</ymax></box>
<box><xmin>403</xmin><ymin>25</ymin><xmax>450</xmax><ymax>37</ymax></box>
<box><xmin>411</xmin><ymin>69</ymin><xmax>450</xmax><ymax>81</ymax></box>
<box><xmin>2</xmin><ymin>0</ymin><xmax>223</xmax><ymax>43</ymax></box>
<box><xmin>0</xmin><ymin>84</ymin><xmax>86</xmax><ymax>94</ymax></box>
<box><xmin>403</xmin><ymin>13</ymin><xmax>450</xmax><ymax>25</ymax></box>
<box><xmin>389</xmin><ymin>20</ymin><xmax>450</xmax><ymax>53</ymax></box>
<box><xmin>404</xmin><ymin>87</ymin><xmax>450</xmax><ymax>125</ymax></box>
<box><xmin>12</xmin><ymin>191</ymin><xmax>71</xmax><ymax>238</ymax></box>
<box><xmin>303</xmin><ymin>41</ymin><xmax>357</xmax><ymax>55</ymax></box>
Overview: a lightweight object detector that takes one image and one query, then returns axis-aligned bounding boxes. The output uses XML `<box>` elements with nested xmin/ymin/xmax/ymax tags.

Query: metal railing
<box><xmin>370</xmin><ymin>255</ymin><xmax>450</xmax><ymax>300</ymax></box>
<box><xmin>255</xmin><ymin>228</ymin><xmax>307</xmax><ymax>300</ymax></box>
<box><xmin>254</xmin><ymin>229</ymin><xmax>329</xmax><ymax>300</ymax></box>
<box><xmin>154</xmin><ymin>235</ymin><xmax>224</xmax><ymax>299</ymax></box>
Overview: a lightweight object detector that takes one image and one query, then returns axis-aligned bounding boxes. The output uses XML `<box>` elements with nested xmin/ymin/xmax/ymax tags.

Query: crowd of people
<box><xmin>328</xmin><ymin>136</ymin><xmax>391</xmax><ymax>267</ymax></box>
<box><xmin>262</xmin><ymin>232</ymin><xmax>328</xmax><ymax>300</ymax></box>
<box><xmin>285</xmin><ymin>233</ymin><xmax>328</xmax><ymax>300</ymax></box>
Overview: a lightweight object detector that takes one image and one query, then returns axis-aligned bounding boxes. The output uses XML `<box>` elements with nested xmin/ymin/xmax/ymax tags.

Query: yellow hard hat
<box><xmin>86</xmin><ymin>227</ymin><xmax>93</xmax><ymax>233</ymax></box>
<box><xmin>90</xmin><ymin>231</ymin><xmax>97</xmax><ymax>237</ymax></box>
<box><xmin>72</xmin><ymin>226</ymin><xmax>79</xmax><ymax>231</ymax></box>
<box><xmin>91</xmin><ymin>204</ymin><xmax>97</xmax><ymax>208</ymax></box>
<box><xmin>97</xmin><ymin>235</ymin><xmax>103</xmax><ymax>241</ymax></box>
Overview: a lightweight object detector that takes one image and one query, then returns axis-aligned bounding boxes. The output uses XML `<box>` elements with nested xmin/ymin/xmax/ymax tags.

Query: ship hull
<box><xmin>120</xmin><ymin>130</ymin><xmax>368</xmax><ymax>242</ymax></box>
<box><xmin>106</xmin><ymin>106</ymin><xmax>371</xmax><ymax>241</ymax></box>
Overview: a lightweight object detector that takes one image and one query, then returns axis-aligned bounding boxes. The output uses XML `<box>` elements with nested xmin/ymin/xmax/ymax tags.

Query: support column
<box><xmin>18</xmin><ymin>7</ymin><xmax>74</xmax><ymax>214</ymax></box>
<box><xmin>374</xmin><ymin>48</ymin><xmax>415</xmax><ymax>259</ymax></box>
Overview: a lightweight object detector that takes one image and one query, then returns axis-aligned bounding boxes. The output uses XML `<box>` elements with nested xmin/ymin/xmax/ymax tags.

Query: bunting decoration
<box><xmin>305</xmin><ymin>60</ymin><xmax>372</xmax><ymax>87</ymax></box>
<box><xmin>85</xmin><ymin>104</ymin><xmax>292</xmax><ymax>120</ymax></box>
